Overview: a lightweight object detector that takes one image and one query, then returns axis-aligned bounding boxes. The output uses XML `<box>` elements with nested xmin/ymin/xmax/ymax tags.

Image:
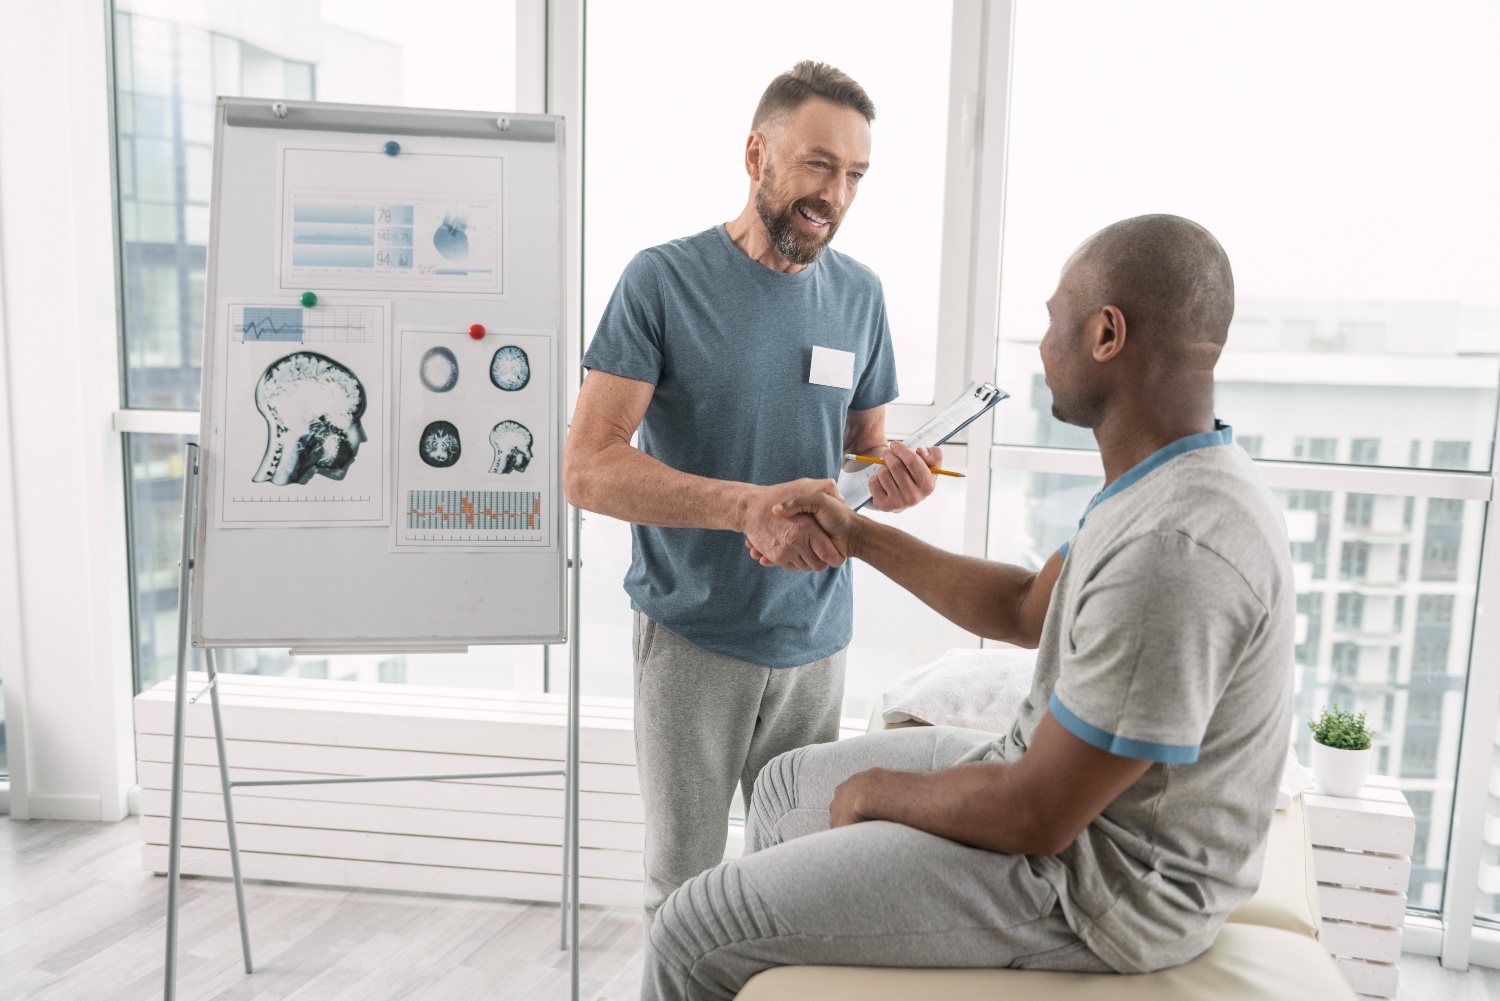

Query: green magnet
<box><xmin>300</xmin><ymin>291</ymin><xmax>318</xmax><ymax>308</ymax></box>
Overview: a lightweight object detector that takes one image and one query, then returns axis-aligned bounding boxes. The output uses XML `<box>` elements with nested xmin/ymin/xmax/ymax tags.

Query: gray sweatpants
<box><xmin>632</xmin><ymin>611</ymin><xmax>845</xmax><ymax>920</ymax></box>
<box><xmin>642</xmin><ymin>725</ymin><xmax>1111</xmax><ymax>1001</ymax></box>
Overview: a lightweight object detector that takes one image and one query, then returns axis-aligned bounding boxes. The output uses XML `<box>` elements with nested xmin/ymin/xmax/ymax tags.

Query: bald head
<box><xmin>1066</xmin><ymin>214</ymin><xmax>1234</xmax><ymax>351</ymax></box>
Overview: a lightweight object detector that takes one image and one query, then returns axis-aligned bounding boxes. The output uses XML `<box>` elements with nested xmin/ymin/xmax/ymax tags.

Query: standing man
<box><xmin>562</xmin><ymin>61</ymin><xmax>942</xmax><ymax>921</ymax></box>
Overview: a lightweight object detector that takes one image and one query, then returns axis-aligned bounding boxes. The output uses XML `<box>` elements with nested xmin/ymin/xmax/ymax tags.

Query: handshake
<box><xmin>741</xmin><ymin>442</ymin><xmax>940</xmax><ymax>572</ymax></box>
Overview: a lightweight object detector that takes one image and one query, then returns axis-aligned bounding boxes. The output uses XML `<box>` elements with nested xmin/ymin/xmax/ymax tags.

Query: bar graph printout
<box><xmin>392</xmin><ymin>325</ymin><xmax>556</xmax><ymax>552</ymax></box>
<box><xmin>277</xmin><ymin>145</ymin><xmax>504</xmax><ymax>295</ymax></box>
<box><xmin>213</xmin><ymin>298</ymin><xmax>392</xmax><ymax>528</ymax></box>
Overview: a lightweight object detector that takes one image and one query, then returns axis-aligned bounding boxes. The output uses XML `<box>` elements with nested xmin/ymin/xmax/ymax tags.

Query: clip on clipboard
<box><xmin>840</xmin><ymin>380</ymin><xmax>1010</xmax><ymax>510</ymax></box>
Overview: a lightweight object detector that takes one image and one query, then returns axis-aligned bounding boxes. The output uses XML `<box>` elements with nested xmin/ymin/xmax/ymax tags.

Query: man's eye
<box><xmin>811</xmin><ymin>161</ymin><xmax>829</xmax><ymax>169</ymax></box>
<box><xmin>849</xmin><ymin>172</ymin><xmax>863</xmax><ymax>181</ymax></box>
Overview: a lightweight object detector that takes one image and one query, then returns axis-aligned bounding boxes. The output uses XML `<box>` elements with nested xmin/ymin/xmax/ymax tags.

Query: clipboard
<box><xmin>840</xmin><ymin>380</ymin><xmax>1009</xmax><ymax>510</ymax></box>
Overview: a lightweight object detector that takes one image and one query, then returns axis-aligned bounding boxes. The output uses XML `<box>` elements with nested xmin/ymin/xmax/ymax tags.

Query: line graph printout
<box><xmin>214</xmin><ymin>298</ymin><xmax>392</xmax><ymax>528</ymax></box>
<box><xmin>392</xmin><ymin>325</ymin><xmax>556</xmax><ymax>552</ymax></box>
<box><xmin>232</xmin><ymin>303</ymin><xmax>381</xmax><ymax>344</ymax></box>
<box><xmin>406</xmin><ymin>490</ymin><xmax>543</xmax><ymax>536</ymax></box>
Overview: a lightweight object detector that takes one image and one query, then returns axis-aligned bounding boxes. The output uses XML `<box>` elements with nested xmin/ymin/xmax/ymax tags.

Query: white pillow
<box><xmin>880</xmin><ymin>647</ymin><xmax>1036</xmax><ymax>732</ymax></box>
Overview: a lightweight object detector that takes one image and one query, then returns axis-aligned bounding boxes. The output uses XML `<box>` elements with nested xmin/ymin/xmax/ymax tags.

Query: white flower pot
<box><xmin>1311</xmin><ymin>740</ymin><xmax>1372</xmax><ymax>798</ymax></box>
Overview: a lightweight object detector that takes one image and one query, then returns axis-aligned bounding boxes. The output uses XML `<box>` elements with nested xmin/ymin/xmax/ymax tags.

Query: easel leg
<box><xmin>567</xmin><ymin>506</ymin><xmax>583</xmax><ymax>1000</ymax></box>
<box><xmin>163</xmin><ymin>443</ymin><xmax>199</xmax><ymax>1001</ymax></box>
<box><xmin>206</xmin><ymin>648</ymin><xmax>254</xmax><ymax>973</ymax></box>
<box><xmin>559</xmin><ymin>743</ymin><xmax>571</xmax><ymax>951</ymax></box>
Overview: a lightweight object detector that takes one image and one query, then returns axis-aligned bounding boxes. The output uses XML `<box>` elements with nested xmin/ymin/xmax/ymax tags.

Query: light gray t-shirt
<box><xmin>995</xmin><ymin>427</ymin><xmax>1295</xmax><ymax>973</ymax></box>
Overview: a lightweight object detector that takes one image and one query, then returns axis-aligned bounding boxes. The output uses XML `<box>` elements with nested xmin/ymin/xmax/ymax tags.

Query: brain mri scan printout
<box><xmin>420</xmin><ymin>345</ymin><xmax>460</xmax><ymax>392</ymax></box>
<box><xmin>392</xmin><ymin>326</ymin><xmax>557</xmax><ymax>552</ymax></box>
<box><xmin>215</xmin><ymin>299</ymin><xmax>390</xmax><ymax>527</ymax></box>
<box><xmin>490</xmin><ymin>345</ymin><xmax>530</xmax><ymax>391</ymax></box>
<box><xmin>420</xmin><ymin>420</ymin><xmax>463</xmax><ymax>467</ymax></box>
<box><xmin>488</xmin><ymin>420</ymin><xmax>533</xmax><ymax>473</ymax></box>
<box><xmin>253</xmin><ymin>352</ymin><xmax>367</xmax><ymax>485</ymax></box>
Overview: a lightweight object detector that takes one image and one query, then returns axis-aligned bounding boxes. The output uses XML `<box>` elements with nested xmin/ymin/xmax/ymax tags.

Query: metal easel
<box><xmin>161</xmin><ymin>442</ymin><xmax>584</xmax><ymax>1000</ymax></box>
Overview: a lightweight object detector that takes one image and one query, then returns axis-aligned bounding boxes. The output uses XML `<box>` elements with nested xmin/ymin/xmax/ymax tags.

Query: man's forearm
<box><xmin>857</xmin><ymin>763</ymin><xmax>1061</xmax><ymax>856</ymax></box>
<box><xmin>565</xmin><ymin>438</ymin><xmax>752</xmax><ymax>531</ymax></box>
<box><xmin>850</xmin><ymin>518</ymin><xmax>1043</xmax><ymax>644</ymax></box>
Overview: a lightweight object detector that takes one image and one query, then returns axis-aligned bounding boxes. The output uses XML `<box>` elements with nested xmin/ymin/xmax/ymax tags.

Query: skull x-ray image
<box><xmin>490</xmin><ymin>345</ymin><xmax>530</xmax><ymax>392</ymax></box>
<box><xmin>252</xmin><ymin>351</ymin><xmax>367</xmax><ymax>486</ymax></box>
<box><xmin>419</xmin><ymin>346</ymin><xmax>459</xmax><ymax>392</ymax></box>
<box><xmin>489</xmin><ymin>420</ymin><xmax>533</xmax><ymax>474</ymax></box>
<box><xmin>420</xmin><ymin>420</ymin><xmax>463</xmax><ymax>468</ymax></box>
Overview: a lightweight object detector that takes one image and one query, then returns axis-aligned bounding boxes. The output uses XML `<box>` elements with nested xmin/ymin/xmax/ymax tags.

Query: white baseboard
<box><xmin>27</xmin><ymin>792</ymin><xmax>102</xmax><ymax>820</ymax></box>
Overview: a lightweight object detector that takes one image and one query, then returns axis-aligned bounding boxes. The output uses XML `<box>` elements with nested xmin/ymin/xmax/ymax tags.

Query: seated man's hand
<box><xmin>748</xmin><ymin>484</ymin><xmax>863</xmax><ymax>565</ymax></box>
<box><xmin>741</xmin><ymin>478</ymin><xmax>844</xmax><ymax>572</ymax></box>
<box><xmin>829</xmin><ymin>768</ymin><xmax>896</xmax><ymax>828</ymax></box>
<box><xmin>866</xmin><ymin>442</ymin><xmax>941</xmax><ymax>513</ymax></box>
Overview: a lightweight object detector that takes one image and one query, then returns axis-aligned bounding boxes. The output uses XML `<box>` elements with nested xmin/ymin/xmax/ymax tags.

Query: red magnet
<box><xmin>469</xmin><ymin>323</ymin><xmax>486</xmax><ymax>340</ymax></box>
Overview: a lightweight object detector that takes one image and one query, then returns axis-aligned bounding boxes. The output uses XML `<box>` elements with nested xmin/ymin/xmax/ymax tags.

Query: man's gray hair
<box><xmin>752</xmin><ymin>60</ymin><xmax>875</xmax><ymax>131</ymax></box>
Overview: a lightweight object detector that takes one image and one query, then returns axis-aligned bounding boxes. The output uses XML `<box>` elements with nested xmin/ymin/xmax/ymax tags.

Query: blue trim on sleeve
<box><xmin>1058</xmin><ymin>539</ymin><xmax>1070</xmax><ymax>560</ymax></box>
<box><xmin>1048</xmin><ymin>694</ymin><xmax>1200</xmax><ymax>764</ymax></box>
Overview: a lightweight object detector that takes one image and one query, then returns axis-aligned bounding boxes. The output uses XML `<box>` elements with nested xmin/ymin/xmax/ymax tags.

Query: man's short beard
<box><xmin>755</xmin><ymin>167</ymin><xmax>838</xmax><ymax>266</ymax></box>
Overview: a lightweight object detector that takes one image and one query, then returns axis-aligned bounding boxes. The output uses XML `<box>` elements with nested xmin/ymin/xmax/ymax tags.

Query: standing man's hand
<box><xmin>753</xmin><ymin>487</ymin><xmax>862</xmax><ymax>567</ymax></box>
<box><xmin>739</xmin><ymin>478</ymin><xmax>845</xmax><ymax>572</ymax></box>
<box><xmin>866</xmin><ymin>441</ymin><xmax>941</xmax><ymax>512</ymax></box>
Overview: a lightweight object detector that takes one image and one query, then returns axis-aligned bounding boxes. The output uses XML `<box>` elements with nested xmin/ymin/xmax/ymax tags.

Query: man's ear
<box><xmin>745</xmin><ymin>131</ymin><xmax>769</xmax><ymax>183</ymax></box>
<box><xmin>1092</xmin><ymin>305</ymin><xmax>1127</xmax><ymax>363</ymax></box>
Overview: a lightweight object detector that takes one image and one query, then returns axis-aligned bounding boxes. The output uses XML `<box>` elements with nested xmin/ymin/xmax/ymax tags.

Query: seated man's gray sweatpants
<box><xmin>632</xmin><ymin>611</ymin><xmax>845</xmax><ymax>921</ymax></box>
<box><xmin>642</xmin><ymin>725</ymin><xmax>1111</xmax><ymax>1001</ymax></box>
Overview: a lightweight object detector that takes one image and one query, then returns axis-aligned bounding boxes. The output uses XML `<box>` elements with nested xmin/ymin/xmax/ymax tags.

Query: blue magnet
<box><xmin>384</xmin><ymin>141</ymin><xmax>401</xmax><ymax>156</ymax></box>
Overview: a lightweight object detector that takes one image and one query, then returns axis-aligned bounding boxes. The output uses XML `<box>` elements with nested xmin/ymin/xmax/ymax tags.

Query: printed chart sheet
<box><xmin>277</xmin><ymin>145</ymin><xmax>505</xmax><ymax>295</ymax></box>
<box><xmin>214</xmin><ymin>298</ymin><xmax>391</xmax><ymax>527</ymax></box>
<box><xmin>391</xmin><ymin>327</ymin><xmax>556</xmax><ymax>552</ymax></box>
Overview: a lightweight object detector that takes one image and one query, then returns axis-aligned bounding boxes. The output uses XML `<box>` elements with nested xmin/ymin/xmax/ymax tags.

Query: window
<box><xmin>1334</xmin><ymin>592</ymin><xmax>1363</xmax><ymax>631</ymax></box>
<box><xmin>1295</xmin><ymin>437</ymin><xmax>1339</xmax><ymax>463</ymax></box>
<box><xmin>112</xmin><ymin>1</ymin><xmax>527</xmax><ymax>695</ymax></box>
<box><xmin>1433</xmin><ymin>440</ymin><xmax>1473</xmax><ymax>471</ymax></box>
<box><xmin>991</xmin><ymin>2</ymin><xmax>1500</xmax><ymax>477</ymax></box>
<box><xmin>1422</xmin><ymin>498</ymin><xmax>1465</xmax><ymax>582</ymax></box>
<box><xmin>583</xmin><ymin>0</ymin><xmax>955</xmax><ymax>410</ymax></box>
<box><xmin>1331</xmin><ymin>641</ymin><xmax>1360</xmax><ymax>680</ymax></box>
<box><xmin>581</xmin><ymin>0</ymin><xmax>962</xmax><ymax>713</ymax></box>
<box><xmin>1339</xmin><ymin>541</ymin><xmax>1370</xmax><ymax>581</ymax></box>
<box><xmin>1345</xmin><ymin>493</ymin><xmax>1375</xmax><ymax>528</ymax></box>
<box><xmin>1349</xmin><ymin>439</ymin><xmax>1381</xmax><ymax>465</ymax></box>
<box><xmin>984</xmin><ymin>3</ymin><xmax>1497</xmax><ymax>915</ymax></box>
<box><xmin>1237</xmin><ymin>434</ymin><xmax>1263</xmax><ymax>458</ymax></box>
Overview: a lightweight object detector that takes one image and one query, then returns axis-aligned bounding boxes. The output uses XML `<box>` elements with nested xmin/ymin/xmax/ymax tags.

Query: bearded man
<box><xmin>563</xmin><ymin>60</ymin><xmax>942</xmax><ymax>922</ymax></box>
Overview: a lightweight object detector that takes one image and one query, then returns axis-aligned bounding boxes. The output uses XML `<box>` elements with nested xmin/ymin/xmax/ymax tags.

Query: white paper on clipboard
<box><xmin>840</xmin><ymin>380</ymin><xmax>1009</xmax><ymax>510</ymax></box>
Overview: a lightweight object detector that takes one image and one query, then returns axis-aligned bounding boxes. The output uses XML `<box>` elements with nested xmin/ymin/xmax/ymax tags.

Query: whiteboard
<box><xmin>192</xmin><ymin>99</ymin><xmax>567</xmax><ymax>651</ymax></box>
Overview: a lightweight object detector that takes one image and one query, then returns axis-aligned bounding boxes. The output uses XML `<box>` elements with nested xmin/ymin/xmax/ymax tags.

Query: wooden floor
<box><xmin>3</xmin><ymin>816</ymin><xmax>1499</xmax><ymax>1001</ymax></box>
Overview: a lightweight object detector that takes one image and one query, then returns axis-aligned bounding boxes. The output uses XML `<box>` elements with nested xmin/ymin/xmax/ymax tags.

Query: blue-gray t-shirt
<box><xmin>582</xmin><ymin>225</ymin><xmax>899</xmax><ymax>668</ymax></box>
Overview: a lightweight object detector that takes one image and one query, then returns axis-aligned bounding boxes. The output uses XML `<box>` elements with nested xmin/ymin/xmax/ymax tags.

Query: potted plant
<box><xmin>1308</xmin><ymin>704</ymin><xmax>1374</xmax><ymax>798</ymax></box>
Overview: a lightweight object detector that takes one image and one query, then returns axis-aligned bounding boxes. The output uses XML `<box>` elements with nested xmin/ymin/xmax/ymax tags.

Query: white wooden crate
<box><xmin>135</xmin><ymin>672</ymin><xmax>645</xmax><ymax>907</ymax></box>
<box><xmin>1305</xmin><ymin>775</ymin><xmax>1416</xmax><ymax>999</ymax></box>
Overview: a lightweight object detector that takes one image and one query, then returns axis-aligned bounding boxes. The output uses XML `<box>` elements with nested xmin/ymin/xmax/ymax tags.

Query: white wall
<box><xmin>0</xmin><ymin>0</ymin><xmax>136</xmax><ymax>821</ymax></box>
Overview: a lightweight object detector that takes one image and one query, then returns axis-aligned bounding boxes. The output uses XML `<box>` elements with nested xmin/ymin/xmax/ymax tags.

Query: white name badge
<box><xmin>809</xmin><ymin>346</ymin><xmax>855</xmax><ymax>390</ymax></box>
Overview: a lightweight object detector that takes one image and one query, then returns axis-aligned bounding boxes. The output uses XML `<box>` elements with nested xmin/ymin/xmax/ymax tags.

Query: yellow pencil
<box><xmin>845</xmin><ymin>453</ymin><xmax>965</xmax><ymax>478</ymax></box>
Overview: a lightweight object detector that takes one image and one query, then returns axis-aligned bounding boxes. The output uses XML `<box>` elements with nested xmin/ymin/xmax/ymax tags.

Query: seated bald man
<box><xmin>641</xmin><ymin>214</ymin><xmax>1295</xmax><ymax>1001</ymax></box>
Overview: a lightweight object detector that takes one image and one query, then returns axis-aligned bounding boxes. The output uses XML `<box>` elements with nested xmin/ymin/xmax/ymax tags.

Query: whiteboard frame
<box><xmin>191</xmin><ymin>98</ymin><xmax>568</xmax><ymax>652</ymax></box>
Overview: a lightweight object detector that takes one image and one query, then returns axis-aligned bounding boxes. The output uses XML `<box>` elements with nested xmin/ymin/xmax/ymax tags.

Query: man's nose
<box><xmin>817</xmin><ymin>174</ymin><xmax>851</xmax><ymax>212</ymax></box>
